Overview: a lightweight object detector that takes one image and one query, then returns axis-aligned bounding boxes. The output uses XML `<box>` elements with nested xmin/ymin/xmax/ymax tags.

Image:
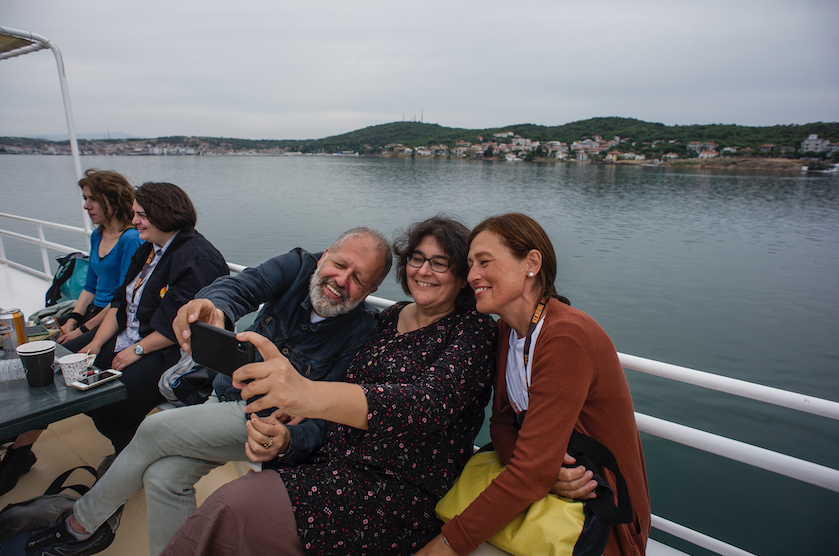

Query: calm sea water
<box><xmin>3</xmin><ymin>155</ymin><xmax>838</xmax><ymax>554</ymax></box>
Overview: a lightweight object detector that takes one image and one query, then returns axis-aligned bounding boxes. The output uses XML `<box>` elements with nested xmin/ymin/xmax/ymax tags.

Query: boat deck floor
<box><xmin>0</xmin><ymin>264</ymin><xmax>51</xmax><ymax>319</ymax></box>
<box><xmin>0</xmin><ymin>410</ymin><xmax>241</xmax><ymax>555</ymax></box>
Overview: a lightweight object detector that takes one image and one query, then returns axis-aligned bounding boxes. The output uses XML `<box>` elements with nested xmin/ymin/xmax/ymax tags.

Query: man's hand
<box><xmin>173</xmin><ymin>299</ymin><xmax>226</xmax><ymax>352</ymax></box>
<box><xmin>414</xmin><ymin>534</ymin><xmax>456</xmax><ymax>556</ymax></box>
<box><xmin>233</xmin><ymin>332</ymin><xmax>312</xmax><ymax>416</ymax></box>
<box><xmin>552</xmin><ymin>453</ymin><xmax>598</xmax><ymax>500</ymax></box>
<box><xmin>244</xmin><ymin>411</ymin><xmax>295</xmax><ymax>462</ymax></box>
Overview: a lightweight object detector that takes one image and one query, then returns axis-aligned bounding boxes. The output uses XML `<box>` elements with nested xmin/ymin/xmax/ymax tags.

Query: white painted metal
<box><xmin>651</xmin><ymin>516</ymin><xmax>755</xmax><ymax>556</ymax></box>
<box><xmin>366</xmin><ymin>294</ymin><xmax>395</xmax><ymax>310</ymax></box>
<box><xmin>636</xmin><ymin>413</ymin><xmax>839</xmax><ymax>492</ymax></box>
<box><xmin>0</xmin><ymin>26</ymin><xmax>88</xmax><ymax>234</ymax></box>
<box><xmin>620</xmin><ymin>353</ymin><xmax>839</xmax><ymax>420</ymax></box>
<box><xmin>0</xmin><ymin>212</ymin><xmax>88</xmax><ymax>278</ymax></box>
<box><xmin>646</xmin><ymin>539</ymin><xmax>690</xmax><ymax>556</ymax></box>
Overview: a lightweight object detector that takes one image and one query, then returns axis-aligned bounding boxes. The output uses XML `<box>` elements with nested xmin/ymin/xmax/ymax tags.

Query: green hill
<box><xmin>279</xmin><ymin>117</ymin><xmax>839</xmax><ymax>153</ymax></box>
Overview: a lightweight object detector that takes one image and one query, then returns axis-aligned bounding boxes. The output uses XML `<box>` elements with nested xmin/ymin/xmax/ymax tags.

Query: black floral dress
<box><xmin>275</xmin><ymin>302</ymin><xmax>496</xmax><ymax>555</ymax></box>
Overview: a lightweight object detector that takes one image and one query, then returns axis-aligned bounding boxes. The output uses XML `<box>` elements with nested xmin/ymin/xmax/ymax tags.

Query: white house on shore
<box><xmin>801</xmin><ymin>134</ymin><xmax>831</xmax><ymax>153</ymax></box>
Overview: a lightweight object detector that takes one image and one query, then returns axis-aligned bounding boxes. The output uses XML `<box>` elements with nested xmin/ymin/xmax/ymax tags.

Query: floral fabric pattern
<box><xmin>276</xmin><ymin>302</ymin><xmax>496</xmax><ymax>555</ymax></box>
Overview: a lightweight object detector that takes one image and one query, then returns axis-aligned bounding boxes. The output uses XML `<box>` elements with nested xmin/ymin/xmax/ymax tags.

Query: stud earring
<box><xmin>528</xmin><ymin>272</ymin><xmax>534</xmax><ymax>277</ymax></box>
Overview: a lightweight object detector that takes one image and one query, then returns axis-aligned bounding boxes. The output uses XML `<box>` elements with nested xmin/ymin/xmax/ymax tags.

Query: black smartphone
<box><xmin>71</xmin><ymin>369</ymin><xmax>123</xmax><ymax>390</ymax></box>
<box><xmin>190</xmin><ymin>321</ymin><xmax>256</xmax><ymax>377</ymax></box>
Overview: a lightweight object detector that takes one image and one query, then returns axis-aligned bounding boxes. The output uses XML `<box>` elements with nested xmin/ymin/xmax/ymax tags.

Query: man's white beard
<box><xmin>309</xmin><ymin>265</ymin><xmax>362</xmax><ymax>318</ymax></box>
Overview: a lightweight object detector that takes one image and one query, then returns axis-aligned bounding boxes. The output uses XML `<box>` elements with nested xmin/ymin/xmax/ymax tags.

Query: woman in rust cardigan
<box><xmin>419</xmin><ymin>213</ymin><xmax>650</xmax><ymax>556</ymax></box>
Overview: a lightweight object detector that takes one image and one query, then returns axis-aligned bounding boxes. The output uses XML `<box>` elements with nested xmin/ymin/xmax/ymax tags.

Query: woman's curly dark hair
<box><xmin>392</xmin><ymin>214</ymin><xmax>474</xmax><ymax>310</ymax></box>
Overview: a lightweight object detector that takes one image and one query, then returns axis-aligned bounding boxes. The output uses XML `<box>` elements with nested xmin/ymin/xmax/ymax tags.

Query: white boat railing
<box><xmin>2</xmin><ymin>239</ymin><xmax>837</xmax><ymax>556</ymax></box>
<box><xmin>0</xmin><ymin>213</ymin><xmax>249</xmax><ymax>281</ymax></box>
<box><xmin>0</xmin><ymin>212</ymin><xmax>89</xmax><ymax>280</ymax></box>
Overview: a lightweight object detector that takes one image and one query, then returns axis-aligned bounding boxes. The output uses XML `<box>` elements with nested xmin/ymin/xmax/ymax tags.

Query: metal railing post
<box><xmin>36</xmin><ymin>224</ymin><xmax>51</xmax><ymax>275</ymax></box>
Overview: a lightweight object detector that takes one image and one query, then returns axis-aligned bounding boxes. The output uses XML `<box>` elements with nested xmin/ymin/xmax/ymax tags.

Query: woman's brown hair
<box><xmin>133</xmin><ymin>182</ymin><xmax>197</xmax><ymax>233</ymax></box>
<box><xmin>469</xmin><ymin>213</ymin><xmax>570</xmax><ymax>305</ymax></box>
<box><xmin>78</xmin><ymin>169</ymin><xmax>135</xmax><ymax>232</ymax></box>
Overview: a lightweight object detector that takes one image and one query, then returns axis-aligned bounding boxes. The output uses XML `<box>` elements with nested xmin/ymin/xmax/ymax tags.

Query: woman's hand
<box><xmin>414</xmin><ymin>534</ymin><xmax>457</xmax><ymax>556</ymax></box>
<box><xmin>551</xmin><ymin>453</ymin><xmax>598</xmax><ymax>500</ymax></box>
<box><xmin>244</xmin><ymin>411</ymin><xmax>293</xmax><ymax>462</ymax></box>
<box><xmin>78</xmin><ymin>342</ymin><xmax>101</xmax><ymax>357</ymax></box>
<box><xmin>234</xmin><ymin>331</ymin><xmax>312</xmax><ymax>416</ymax></box>
<box><xmin>57</xmin><ymin>327</ymin><xmax>83</xmax><ymax>345</ymax></box>
<box><xmin>59</xmin><ymin>320</ymin><xmax>77</xmax><ymax>337</ymax></box>
<box><xmin>111</xmin><ymin>347</ymin><xmax>141</xmax><ymax>371</ymax></box>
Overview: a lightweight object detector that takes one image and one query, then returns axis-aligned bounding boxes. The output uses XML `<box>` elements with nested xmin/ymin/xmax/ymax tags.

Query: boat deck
<box><xmin>0</xmin><ymin>410</ymin><xmax>242</xmax><ymax>555</ymax></box>
<box><xmin>0</xmin><ymin>264</ymin><xmax>48</xmax><ymax>319</ymax></box>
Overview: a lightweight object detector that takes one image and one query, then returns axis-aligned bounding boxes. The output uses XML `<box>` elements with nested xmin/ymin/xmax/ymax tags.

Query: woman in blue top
<box><xmin>0</xmin><ymin>170</ymin><xmax>142</xmax><ymax>497</ymax></box>
<box><xmin>58</xmin><ymin>169</ymin><xmax>143</xmax><ymax>344</ymax></box>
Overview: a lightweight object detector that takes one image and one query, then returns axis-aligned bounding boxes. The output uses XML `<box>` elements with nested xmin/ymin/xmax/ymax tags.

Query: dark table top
<box><xmin>0</xmin><ymin>344</ymin><xmax>127</xmax><ymax>438</ymax></box>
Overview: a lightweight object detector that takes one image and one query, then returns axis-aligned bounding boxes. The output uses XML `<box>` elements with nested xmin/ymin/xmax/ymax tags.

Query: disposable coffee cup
<box><xmin>16</xmin><ymin>340</ymin><xmax>57</xmax><ymax>387</ymax></box>
<box><xmin>58</xmin><ymin>352</ymin><xmax>96</xmax><ymax>386</ymax></box>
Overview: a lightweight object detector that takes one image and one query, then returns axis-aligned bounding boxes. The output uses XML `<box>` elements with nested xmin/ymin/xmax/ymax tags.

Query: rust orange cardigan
<box><xmin>441</xmin><ymin>298</ymin><xmax>650</xmax><ymax>556</ymax></box>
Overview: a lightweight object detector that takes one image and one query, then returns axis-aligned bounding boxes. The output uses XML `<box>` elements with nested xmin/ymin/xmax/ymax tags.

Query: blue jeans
<box><xmin>73</xmin><ymin>395</ymin><xmax>248</xmax><ymax>556</ymax></box>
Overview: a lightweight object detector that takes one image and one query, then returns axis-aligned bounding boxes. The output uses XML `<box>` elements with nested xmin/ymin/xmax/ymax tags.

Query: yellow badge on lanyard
<box><xmin>160</xmin><ymin>285</ymin><xmax>168</xmax><ymax>298</ymax></box>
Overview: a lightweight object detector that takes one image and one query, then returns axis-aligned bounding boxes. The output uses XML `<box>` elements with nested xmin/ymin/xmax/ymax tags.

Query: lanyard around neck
<box><xmin>522</xmin><ymin>297</ymin><xmax>547</xmax><ymax>371</ymax></box>
<box><xmin>132</xmin><ymin>249</ymin><xmax>156</xmax><ymax>301</ymax></box>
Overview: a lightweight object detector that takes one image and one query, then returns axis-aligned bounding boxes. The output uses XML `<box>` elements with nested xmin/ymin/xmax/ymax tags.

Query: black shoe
<box><xmin>0</xmin><ymin>446</ymin><xmax>36</xmax><ymax>496</ymax></box>
<box><xmin>0</xmin><ymin>516</ymin><xmax>115</xmax><ymax>556</ymax></box>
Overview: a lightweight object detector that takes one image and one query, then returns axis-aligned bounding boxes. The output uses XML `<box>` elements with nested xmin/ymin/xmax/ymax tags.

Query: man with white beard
<box><xmin>7</xmin><ymin>228</ymin><xmax>392</xmax><ymax>556</ymax></box>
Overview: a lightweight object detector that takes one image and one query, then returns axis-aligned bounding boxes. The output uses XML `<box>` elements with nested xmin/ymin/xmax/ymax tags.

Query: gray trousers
<box><xmin>73</xmin><ymin>395</ymin><xmax>248</xmax><ymax>556</ymax></box>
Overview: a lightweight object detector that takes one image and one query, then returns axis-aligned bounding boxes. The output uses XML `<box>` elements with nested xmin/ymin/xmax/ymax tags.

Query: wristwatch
<box><xmin>134</xmin><ymin>344</ymin><xmax>145</xmax><ymax>357</ymax></box>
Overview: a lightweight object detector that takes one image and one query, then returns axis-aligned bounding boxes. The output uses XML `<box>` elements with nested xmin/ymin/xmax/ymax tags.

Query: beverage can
<box><xmin>41</xmin><ymin>316</ymin><xmax>60</xmax><ymax>331</ymax></box>
<box><xmin>0</xmin><ymin>309</ymin><xmax>27</xmax><ymax>357</ymax></box>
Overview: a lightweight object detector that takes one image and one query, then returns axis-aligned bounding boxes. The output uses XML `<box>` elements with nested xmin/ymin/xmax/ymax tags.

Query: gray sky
<box><xmin>1</xmin><ymin>0</ymin><xmax>837</xmax><ymax>140</ymax></box>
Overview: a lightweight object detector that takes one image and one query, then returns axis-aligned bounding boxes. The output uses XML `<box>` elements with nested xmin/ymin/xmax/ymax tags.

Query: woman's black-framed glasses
<box><xmin>407</xmin><ymin>253</ymin><xmax>451</xmax><ymax>273</ymax></box>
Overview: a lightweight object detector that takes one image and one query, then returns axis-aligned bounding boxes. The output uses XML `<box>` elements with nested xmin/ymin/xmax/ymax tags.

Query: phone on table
<box><xmin>71</xmin><ymin>369</ymin><xmax>123</xmax><ymax>390</ymax></box>
<box><xmin>190</xmin><ymin>321</ymin><xmax>256</xmax><ymax>377</ymax></box>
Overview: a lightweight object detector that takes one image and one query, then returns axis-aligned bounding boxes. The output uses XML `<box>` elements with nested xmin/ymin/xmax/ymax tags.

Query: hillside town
<box><xmin>382</xmin><ymin>132</ymin><xmax>839</xmax><ymax>162</ymax></box>
<box><xmin>1</xmin><ymin>132</ymin><xmax>837</xmax><ymax>162</ymax></box>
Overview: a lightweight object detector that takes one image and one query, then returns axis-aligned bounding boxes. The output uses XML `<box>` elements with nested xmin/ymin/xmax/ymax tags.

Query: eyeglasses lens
<box><xmin>408</xmin><ymin>255</ymin><xmax>449</xmax><ymax>273</ymax></box>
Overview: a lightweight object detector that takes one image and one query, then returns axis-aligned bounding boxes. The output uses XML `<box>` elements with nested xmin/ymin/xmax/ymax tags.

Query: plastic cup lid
<box><xmin>16</xmin><ymin>340</ymin><xmax>57</xmax><ymax>355</ymax></box>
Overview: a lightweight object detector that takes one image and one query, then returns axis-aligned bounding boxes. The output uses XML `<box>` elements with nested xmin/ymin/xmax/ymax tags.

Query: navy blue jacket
<box><xmin>200</xmin><ymin>248</ymin><xmax>379</xmax><ymax>465</ymax></box>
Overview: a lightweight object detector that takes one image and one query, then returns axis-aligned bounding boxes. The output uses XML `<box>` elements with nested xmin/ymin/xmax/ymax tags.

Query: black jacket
<box><xmin>113</xmin><ymin>228</ymin><xmax>228</xmax><ymax>367</ymax></box>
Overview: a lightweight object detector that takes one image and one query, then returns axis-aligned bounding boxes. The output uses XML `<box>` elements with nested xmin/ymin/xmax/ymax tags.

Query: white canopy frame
<box><xmin>0</xmin><ymin>25</ymin><xmax>89</xmax><ymax>235</ymax></box>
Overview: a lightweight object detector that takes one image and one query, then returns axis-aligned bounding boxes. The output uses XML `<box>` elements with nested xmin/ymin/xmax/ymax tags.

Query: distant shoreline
<box><xmin>449</xmin><ymin>155</ymin><xmax>815</xmax><ymax>172</ymax></box>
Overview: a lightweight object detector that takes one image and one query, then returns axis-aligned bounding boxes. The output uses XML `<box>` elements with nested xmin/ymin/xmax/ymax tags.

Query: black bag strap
<box><xmin>566</xmin><ymin>431</ymin><xmax>633</xmax><ymax>526</ymax></box>
<box><xmin>43</xmin><ymin>465</ymin><xmax>98</xmax><ymax>498</ymax></box>
<box><xmin>45</xmin><ymin>252</ymin><xmax>84</xmax><ymax>307</ymax></box>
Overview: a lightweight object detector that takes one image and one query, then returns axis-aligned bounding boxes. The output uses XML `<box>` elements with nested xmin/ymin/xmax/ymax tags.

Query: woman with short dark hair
<box><xmin>66</xmin><ymin>181</ymin><xmax>229</xmax><ymax>455</ymax></box>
